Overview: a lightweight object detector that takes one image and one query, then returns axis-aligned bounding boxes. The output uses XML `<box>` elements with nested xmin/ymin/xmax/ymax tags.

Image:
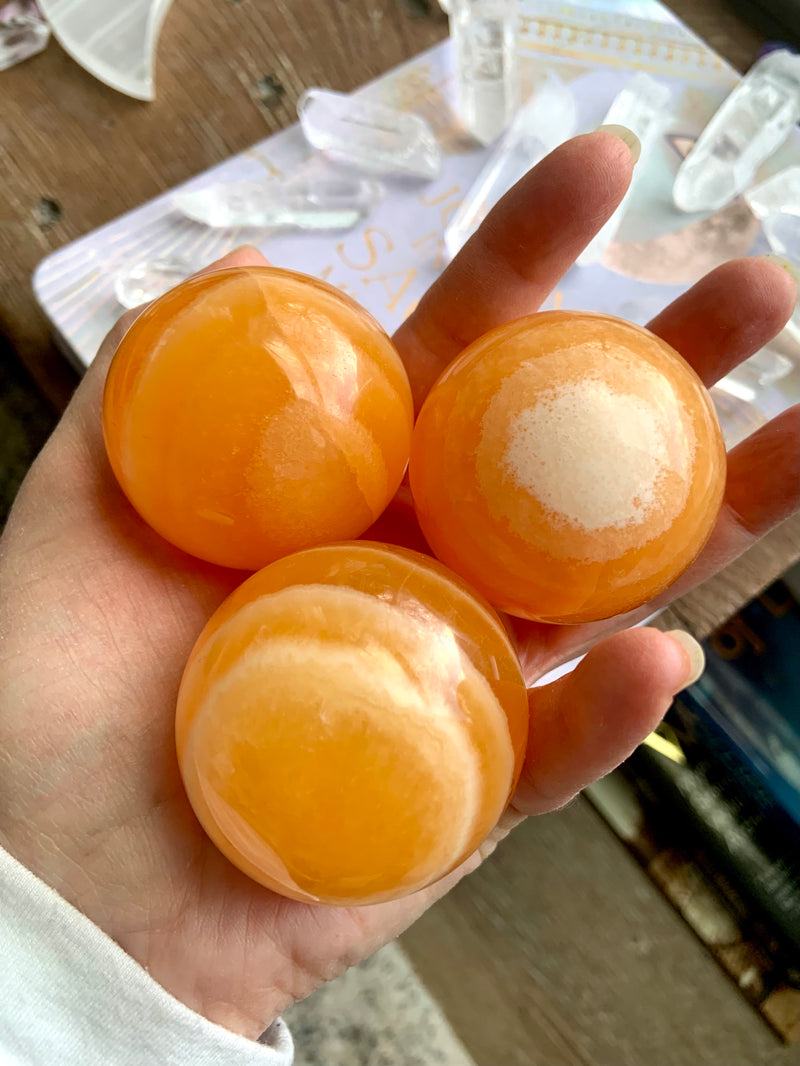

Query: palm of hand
<box><xmin>0</xmin><ymin>134</ymin><xmax>797</xmax><ymax>1040</ymax></box>
<box><xmin>1</xmin><ymin>422</ymin><xmax>426</xmax><ymax>1037</ymax></box>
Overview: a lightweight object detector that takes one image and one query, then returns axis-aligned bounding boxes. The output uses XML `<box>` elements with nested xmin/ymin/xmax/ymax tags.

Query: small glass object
<box><xmin>744</xmin><ymin>165</ymin><xmax>800</xmax><ymax>262</ymax></box>
<box><xmin>577</xmin><ymin>73</ymin><xmax>671</xmax><ymax>267</ymax></box>
<box><xmin>0</xmin><ymin>1</ymin><xmax>49</xmax><ymax>71</ymax></box>
<box><xmin>745</xmin><ymin>170</ymin><xmax>800</xmax><ymax>343</ymax></box>
<box><xmin>173</xmin><ymin>174</ymin><xmax>385</xmax><ymax>230</ymax></box>
<box><xmin>449</xmin><ymin>0</ymin><xmax>520</xmax><ymax>146</ymax></box>
<box><xmin>709</xmin><ymin>386</ymin><xmax>767</xmax><ymax>451</ymax></box>
<box><xmin>445</xmin><ymin>71</ymin><xmax>576</xmax><ymax>259</ymax></box>
<box><xmin>716</xmin><ymin>347</ymin><xmax>795</xmax><ymax>405</ymax></box>
<box><xmin>297</xmin><ymin>88</ymin><xmax>442</xmax><ymax>180</ymax></box>
<box><xmin>673</xmin><ymin>49</ymin><xmax>800</xmax><ymax>214</ymax></box>
<box><xmin>114</xmin><ymin>256</ymin><xmax>197</xmax><ymax>309</ymax></box>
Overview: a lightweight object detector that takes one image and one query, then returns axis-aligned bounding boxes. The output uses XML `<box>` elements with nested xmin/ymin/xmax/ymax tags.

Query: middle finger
<box><xmin>394</xmin><ymin>129</ymin><xmax>637</xmax><ymax>409</ymax></box>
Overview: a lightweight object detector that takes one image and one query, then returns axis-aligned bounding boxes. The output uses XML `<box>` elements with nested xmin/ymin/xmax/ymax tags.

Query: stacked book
<box><xmin>589</xmin><ymin>565</ymin><xmax>800</xmax><ymax>1042</ymax></box>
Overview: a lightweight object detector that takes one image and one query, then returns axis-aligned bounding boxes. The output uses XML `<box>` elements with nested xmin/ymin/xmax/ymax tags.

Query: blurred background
<box><xmin>1</xmin><ymin>1</ymin><xmax>798</xmax><ymax>1063</ymax></box>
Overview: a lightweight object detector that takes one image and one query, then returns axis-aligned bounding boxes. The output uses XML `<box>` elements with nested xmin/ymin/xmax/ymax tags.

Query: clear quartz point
<box><xmin>449</xmin><ymin>0</ymin><xmax>520</xmax><ymax>146</ymax></box>
<box><xmin>0</xmin><ymin>0</ymin><xmax>50</xmax><ymax>71</ymax></box>
<box><xmin>744</xmin><ymin>165</ymin><xmax>800</xmax><ymax>262</ymax></box>
<box><xmin>717</xmin><ymin>346</ymin><xmax>795</xmax><ymax>404</ymax></box>
<box><xmin>673</xmin><ymin>49</ymin><xmax>800</xmax><ymax>214</ymax></box>
<box><xmin>787</xmin><ymin>307</ymin><xmax>800</xmax><ymax>345</ymax></box>
<box><xmin>577</xmin><ymin>73</ymin><xmax>672</xmax><ymax>267</ymax></box>
<box><xmin>114</xmin><ymin>256</ymin><xmax>196</xmax><ymax>309</ymax></box>
<box><xmin>710</xmin><ymin>388</ymin><xmax>767</xmax><ymax>451</ymax></box>
<box><xmin>173</xmin><ymin>175</ymin><xmax>384</xmax><ymax>230</ymax></box>
<box><xmin>297</xmin><ymin>88</ymin><xmax>442</xmax><ymax>180</ymax></box>
<box><xmin>744</xmin><ymin>165</ymin><xmax>800</xmax><ymax>344</ymax></box>
<box><xmin>445</xmin><ymin>72</ymin><xmax>576</xmax><ymax>260</ymax></box>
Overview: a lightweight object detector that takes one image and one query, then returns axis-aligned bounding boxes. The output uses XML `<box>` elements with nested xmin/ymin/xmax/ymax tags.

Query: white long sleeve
<box><xmin>0</xmin><ymin>844</ymin><xmax>293</xmax><ymax>1066</ymax></box>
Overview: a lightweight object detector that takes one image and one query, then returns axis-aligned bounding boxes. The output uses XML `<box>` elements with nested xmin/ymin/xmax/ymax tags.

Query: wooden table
<box><xmin>0</xmin><ymin>0</ymin><xmax>771</xmax><ymax>402</ymax></box>
<box><xmin>0</xmin><ymin>3</ymin><xmax>797</xmax><ymax>1062</ymax></box>
<box><xmin>0</xmin><ymin>0</ymin><xmax>450</xmax><ymax>411</ymax></box>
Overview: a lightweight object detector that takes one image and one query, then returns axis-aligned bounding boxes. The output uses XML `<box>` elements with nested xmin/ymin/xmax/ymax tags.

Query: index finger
<box><xmin>394</xmin><ymin>129</ymin><xmax>637</xmax><ymax>409</ymax></box>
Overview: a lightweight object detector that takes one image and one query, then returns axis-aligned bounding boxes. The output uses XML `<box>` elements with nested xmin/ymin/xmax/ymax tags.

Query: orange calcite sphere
<box><xmin>175</xmin><ymin>542</ymin><xmax>529</xmax><ymax>905</ymax></box>
<box><xmin>409</xmin><ymin>311</ymin><xmax>726</xmax><ymax>624</ymax></box>
<box><xmin>103</xmin><ymin>267</ymin><xmax>413</xmax><ymax>569</ymax></box>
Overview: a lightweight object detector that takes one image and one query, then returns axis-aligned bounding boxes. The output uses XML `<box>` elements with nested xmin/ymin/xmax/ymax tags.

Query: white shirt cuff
<box><xmin>0</xmin><ymin>843</ymin><xmax>293</xmax><ymax>1065</ymax></box>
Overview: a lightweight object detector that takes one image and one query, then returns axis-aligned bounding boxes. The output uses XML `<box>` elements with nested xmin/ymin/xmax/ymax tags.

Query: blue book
<box><xmin>676</xmin><ymin>572</ymin><xmax>800</xmax><ymax>828</ymax></box>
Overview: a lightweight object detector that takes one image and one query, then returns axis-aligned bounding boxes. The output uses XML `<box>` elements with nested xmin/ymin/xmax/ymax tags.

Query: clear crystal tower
<box><xmin>578</xmin><ymin>73</ymin><xmax>671</xmax><ymax>267</ymax></box>
<box><xmin>445</xmin><ymin>72</ymin><xmax>576</xmax><ymax>259</ymax></box>
<box><xmin>673</xmin><ymin>49</ymin><xmax>800</xmax><ymax>214</ymax></box>
<box><xmin>449</xmin><ymin>0</ymin><xmax>520</xmax><ymax>146</ymax></box>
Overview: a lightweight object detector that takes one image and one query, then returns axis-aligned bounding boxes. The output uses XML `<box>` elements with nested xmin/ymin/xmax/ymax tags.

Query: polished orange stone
<box><xmin>103</xmin><ymin>267</ymin><xmax>413</xmax><ymax>569</ymax></box>
<box><xmin>175</xmin><ymin>542</ymin><xmax>529</xmax><ymax>905</ymax></box>
<box><xmin>409</xmin><ymin>311</ymin><xmax>726</xmax><ymax>624</ymax></box>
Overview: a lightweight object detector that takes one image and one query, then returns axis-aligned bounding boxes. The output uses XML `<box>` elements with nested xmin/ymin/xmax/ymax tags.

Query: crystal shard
<box><xmin>449</xmin><ymin>0</ymin><xmax>519</xmax><ymax>146</ymax></box>
<box><xmin>174</xmin><ymin>174</ymin><xmax>384</xmax><ymax>230</ymax></box>
<box><xmin>445</xmin><ymin>72</ymin><xmax>576</xmax><ymax>260</ymax></box>
<box><xmin>297</xmin><ymin>88</ymin><xmax>442</xmax><ymax>180</ymax></box>
<box><xmin>744</xmin><ymin>167</ymin><xmax>800</xmax><ymax>343</ymax></box>
<box><xmin>0</xmin><ymin>1</ymin><xmax>49</xmax><ymax>71</ymax></box>
<box><xmin>718</xmin><ymin>347</ymin><xmax>795</xmax><ymax>404</ymax></box>
<box><xmin>578</xmin><ymin>73</ymin><xmax>672</xmax><ymax>267</ymax></box>
<box><xmin>673</xmin><ymin>49</ymin><xmax>800</xmax><ymax>214</ymax></box>
<box><xmin>114</xmin><ymin>257</ymin><xmax>196</xmax><ymax>309</ymax></box>
<box><xmin>744</xmin><ymin>165</ymin><xmax>800</xmax><ymax>262</ymax></box>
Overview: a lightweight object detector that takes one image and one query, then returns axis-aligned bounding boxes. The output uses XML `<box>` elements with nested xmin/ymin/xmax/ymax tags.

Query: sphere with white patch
<box><xmin>409</xmin><ymin>311</ymin><xmax>726</xmax><ymax>624</ymax></box>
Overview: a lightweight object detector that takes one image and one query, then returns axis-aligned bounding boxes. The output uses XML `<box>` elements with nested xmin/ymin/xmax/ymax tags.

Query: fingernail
<box><xmin>595</xmin><ymin>123</ymin><xmax>641</xmax><ymax>165</ymax></box>
<box><xmin>666</xmin><ymin>629</ymin><xmax>705</xmax><ymax>687</ymax></box>
<box><xmin>759</xmin><ymin>254</ymin><xmax>800</xmax><ymax>286</ymax></box>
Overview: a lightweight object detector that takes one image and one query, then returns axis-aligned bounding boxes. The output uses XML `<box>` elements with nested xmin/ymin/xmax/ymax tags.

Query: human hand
<box><xmin>1</xmin><ymin>130</ymin><xmax>797</xmax><ymax>1040</ymax></box>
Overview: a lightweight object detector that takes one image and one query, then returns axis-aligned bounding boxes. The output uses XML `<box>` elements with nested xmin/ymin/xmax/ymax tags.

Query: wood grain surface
<box><xmin>0</xmin><ymin>0</ymin><xmax>449</xmax><ymax>410</ymax></box>
<box><xmin>402</xmin><ymin>798</ymin><xmax>800</xmax><ymax>1066</ymax></box>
